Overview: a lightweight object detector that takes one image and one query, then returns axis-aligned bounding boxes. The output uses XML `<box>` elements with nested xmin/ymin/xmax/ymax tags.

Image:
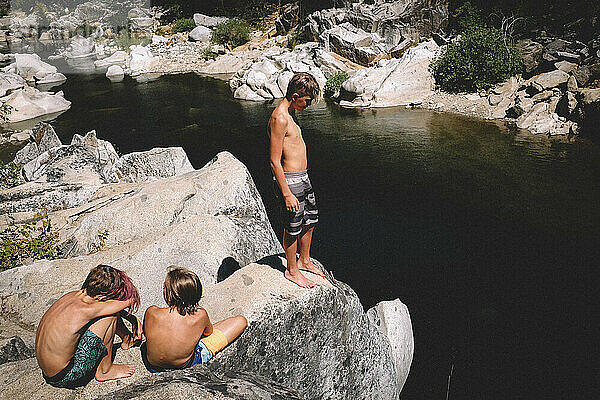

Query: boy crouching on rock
<box><xmin>142</xmin><ymin>266</ymin><xmax>247</xmax><ymax>372</ymax></box>
<box><xmin>36</xmin><ymin>264</ymin><xmax>143</xmax><ymax>388</ymax></box>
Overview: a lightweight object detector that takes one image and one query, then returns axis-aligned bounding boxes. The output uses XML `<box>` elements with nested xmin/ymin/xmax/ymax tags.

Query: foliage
<box><xmin>287</xmin><ymin>27</ymin><xmax>312</xmax><ymax>49</ymax></box>
<box><xmin>0</xmin><ymin>210</ymin><xmax>60</xmax><ymax>272</ymax></box>
<box><xmin>430</xmin><ymin>26</ymin><xmax>524</xmax><ymax>93</ymax></box>
<box><xmin>33</xmin><ymin>1</ymin><xmax>50</xmax><ymax>30</ymax></box>
<box><xmin>74</xmin><ymin>21</ymin><xmax>94</xmax><ymax>38</ymax></box>
<box><xmin>201</xmin><ymin>47</ymin><xmax>219</xmax><ymax>60</ymax></box>
<box><xmin>324</xmin><ymin>71</ymin><xmax>349</xmax><ymax>97</ymax></box>
<box><xmin>211</xmin><ymin>18</ymin><xmax>252</xmax><ymax>48</ymax></box>
<box><xmin>160</xmin><ymin>3</ymin><xmax>182</xmax><ymax>24</ymax></box>
<box><xmin>0</xmin><ymin>161</ymin><xmax>24</xmax><ymax>189</ymax></box>
<box><xmin>88</xmin><ymin>229</ymin><xmax>109</xmax><ymax>254</ymax></box>
<box><xmin>450</xmin><ymin>1</ymin><xmax>483</xmax><ymax>33</ymax></box>
<box><xmin>172</xmin><ymin>17</ymin><xmax>196</xmax><ymax>33</ymax></box>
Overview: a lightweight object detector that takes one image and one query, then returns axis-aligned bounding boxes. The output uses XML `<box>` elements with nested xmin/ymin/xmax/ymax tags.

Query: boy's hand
<box><xmin>132</xmin><ymin>316</ymin><xmax>144</xmax><ymax>341</ymax></box>
<box><xmin>284</xmin><ymin>193</ymin><xmax>299</xmax><ymax>212</ymax></box>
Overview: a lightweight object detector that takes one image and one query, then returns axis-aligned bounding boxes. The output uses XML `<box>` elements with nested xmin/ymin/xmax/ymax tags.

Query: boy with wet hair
<box><xmin>36</xmin><ymin>264</ymin><xmax>142</xmax><ymax>388</ymax></box>
<box><xmin>269</xmin><ymin>72</ymin><xmax>324</xmax><ymax>288</ymax></box>
<box><xmin>142</xmin><ymin>266</ymin><xmax>247</xmax><ymax>372</ymax></box>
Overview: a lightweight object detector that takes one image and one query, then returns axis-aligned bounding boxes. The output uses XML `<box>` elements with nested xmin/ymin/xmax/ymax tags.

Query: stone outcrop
<box><xmin>0</xmin><ymin>138</ymin><xmax>413</xmax><ymax>398</ymax></box>
<box><xmin>193</xmin><ymin>13</ymin><xmax>228</xmax><ymax>28</ymax></box>
<box><xmin>0</xmin><ymin>87</ymin><xmax>71</xmax><ymax>128</ymax></box>
<box><xmin>339</xmin><ymin>39</ymin><xmax>439</xmax><ymax>107</ymax></box>
<box><xmin>306</xmin><ymin>0</ymin><xmax>448</xmax><ymax>65</ymax></box>
<box><xmin>3</xmin><ymin>54</ymin><xmax>58</xmax><ymax>83</ymax></box>
<box><xmin>0</xmin><ymin>72</ymin><xmax>26</xmax><ymax>97</ymax></box>
<box><xmin>230</xmin><ymin>43</ymin><xmax>356</xmax><ymax>101</ymax></box>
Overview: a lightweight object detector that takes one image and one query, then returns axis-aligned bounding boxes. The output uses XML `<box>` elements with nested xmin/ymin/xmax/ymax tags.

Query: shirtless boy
<box><xmin>268</xmin><ymin>72</ymin><xmax>323</xmax><ymax>288</ymax></box>
<box><xmin>36</xmin><ymin>264</ymin><xmax>142</xmax><ymax>388</ymax></box>
<box><xmin>142</xmin><ymin>267</ymin><xmax>247</xmax><ymax>371</ymax></box>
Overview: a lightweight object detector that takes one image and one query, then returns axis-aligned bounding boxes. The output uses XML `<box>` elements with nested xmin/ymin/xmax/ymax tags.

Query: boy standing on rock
<box><xmin>36</xmin><ymin>264</ymin><xmax>143</xmax><ymax>388</ymax></box>
<box><xmin>268</xmin><ymin>72</ymin><xmax>324</xmax><ymax>288</ymax></box>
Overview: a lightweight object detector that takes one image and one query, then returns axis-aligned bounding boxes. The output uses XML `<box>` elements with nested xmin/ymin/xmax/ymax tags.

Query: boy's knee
<box><xmin>236</xmin><ymin>315</ymin><xmax>248</xmax><ymax>329</ymax></box>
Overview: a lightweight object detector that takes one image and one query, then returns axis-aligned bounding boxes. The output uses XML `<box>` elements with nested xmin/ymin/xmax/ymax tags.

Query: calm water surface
<box><xmin>4</xmin><ymin>72</ymin><xmax>597</xmax><ymax>399</ymax></box>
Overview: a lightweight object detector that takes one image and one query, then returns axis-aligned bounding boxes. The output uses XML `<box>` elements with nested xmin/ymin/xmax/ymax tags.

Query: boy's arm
<box><xmin>199</xmin><ymin>308</ymin><xmax>214</xmax><ymax>337</ymax></box>
<box><xmin>120</xmin><ymin>309</ymin><xmax>144</xmax><ymax>340</ymax></box>
<box><xmin>86</xmin><ymin>298</ymin><xmax>132</xmax><ymax>319</ymax></box>
<box><xmin>269</xmin><ymin>116</ymin><xmax>299</xmax><ymax>212</ymax></box>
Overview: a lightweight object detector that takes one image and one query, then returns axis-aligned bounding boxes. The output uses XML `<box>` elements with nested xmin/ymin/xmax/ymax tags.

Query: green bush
<box><xmin>0</xmin><ymin>210</ymin><xmax>60</xmax><ymax>272</ymax></box>
<box><xmin>211</xmin><ymin>19</ymin><xmax>252</xmax><ymax>48</ymax></box>
<box><xmin>451</xmin><ymin>1</ymin><xmax>483</xmax><ymax>33</ymax></box>
<box><xmin>116</xmin><ymin>29</ymin><xmax>151</xmax><ymax>50</ymax></box>
<box><xmin>201</xmin><ymin>47</ymin><xmax>219</xmax><ymax>60</ymax></box>
<box><xmin>172</xmin><ymin>18</ymin><xmax>196</xmax><ymax>33</ymax></box>
<box><xmin>0</xmin><ymin>161</ymin><xmax>24</xmax><ymax>189</ymax></box>
<box><xmin>324</xmin><ymin>72</ymin><xmax>349</xmax><ymax>97</ymax></box>
<box><xmin>430</xmin><ymin>27</ymin><xmax>524</xmax><ymax>93</ymax></box>
<box><xmin>160</xmin><ymin>4</ymin><xmax>183</xmax><ymax>24</ymax></box>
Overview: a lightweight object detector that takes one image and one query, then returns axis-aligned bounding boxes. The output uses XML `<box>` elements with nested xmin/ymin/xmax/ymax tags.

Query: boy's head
<box><xmin>285</xmin><ymin>72</ymin><xmax>320</xmax><ymax>110</ymax></box>
<box><xmin>82</xmin><ymin>264</ymin><xmax>140</xmax><ymax>313</ymax></box>
<box><xmin>163</xmin><ymin>266</ymin><xmax>202</xmax><ymax>316</ymax></box>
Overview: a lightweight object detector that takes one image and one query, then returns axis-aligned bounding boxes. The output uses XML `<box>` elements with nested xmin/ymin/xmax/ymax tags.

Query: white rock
<box><xmin>193</xmin><ymin>13</ymin><xmax>228</xmax><ymax>27</ymax></box>
<box><xmin>0</xmin><ymin>87</ymin><xmax>71</xmax><ymax>125</ymax></box>
<box><xmin>65</xmin><ymin>35</ymin><xmax>95</xmax><ymax>58</ymax></box>
<box><xmin>35</xmin><ymin>72</ymin><xmax>67</xmax><ymax>85</ymax></box>
<box><xmin>94</xmin><ymin>51</ymin><xmax>128</xmax><ymax>68</ymax></box>
<box><xmin>106</xmin><ymin>65</ymin><xmax>124</xmax><ymax>81</ymax></box>
<box><xmin>0</xmin><ymin>72</ymin><xmax>26</xmax><ymax>97</ymax></box>
<box><xmin>234</xmin><ymin>84</ymin><xmax>266</xmax><ymax>101</ymax></box>
<box><xmin>189</xmin><ymin>26</ymin><xmax>212</xmax><ymax>42</ymax></box>
<box><xmin>128</xmin><ymin>45</ymin><xmax>157</xmax><ymax>75</ymax></box>
<box><xmin>13</xmin><ymin>54</ymin><xmax>57</xmax><ymax>81</ymax></box>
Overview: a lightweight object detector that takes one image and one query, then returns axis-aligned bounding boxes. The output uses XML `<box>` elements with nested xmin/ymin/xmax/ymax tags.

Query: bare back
<box><xmin>36</xmin><ymin>291</ymin><xmax>101</xmax><ymax>376</ymax></box>
<box><xmin>143</xmin><ymin>306</ymin><xmax>211</xmax><ymax>368</ymax></box>
<box><xmin>268</xmin><ymin>102</ymin><xmax>308</xmax><ymax>172</ymax></box>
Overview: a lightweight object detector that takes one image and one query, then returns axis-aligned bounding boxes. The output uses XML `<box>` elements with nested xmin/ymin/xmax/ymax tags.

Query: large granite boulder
<box><xmin>13</xmin><ymin>122</ymin><xmax>62</xmax><ymax>166</ymax></box>
<box><xmin>128</xmin><ymin>45</ymin><xmax>157</xmax><ymax>76</ymax></box>
<box><xmin>6</xmin><ymin>54</ymin><xmax>58</xmax><ymax>82</ymax></box>
<box><xmin>306</xmin><ymin>0</ymin><xmax>448</xmax><ymax>65</ymax></box>
<box><xmin>0</xmin><ymin>87</ymin><xmax>71</xmax><ymax>127</ymax></box>
<box><xmin>65</xmin><ymin>35</ymin><xmax>95</xmax><ymax>59</ymax></box>
<box><xmin>94</xmin><ymin>51</ymin><xmax>128</xmax><ymax>68</ymax></box>
<box><xmin>340</xmin><ymin>39</ymin><xmax>438</xmax><ymax>107</ymax></box>
<box><xmin>111</xmin><ymin>147</ymin><xmax>194</xmax><ymax>183</ymax></box>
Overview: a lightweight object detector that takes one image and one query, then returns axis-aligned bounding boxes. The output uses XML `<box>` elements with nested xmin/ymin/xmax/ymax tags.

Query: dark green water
<box><xmin>3</xmin><ymin>72</ymin><xmax>598</xmax><ymax>399</ymax></box>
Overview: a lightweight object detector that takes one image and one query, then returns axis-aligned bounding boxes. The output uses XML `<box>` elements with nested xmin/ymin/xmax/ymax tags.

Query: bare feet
<box><xmin>298</xmin><ymin>259</ymin><xmax>325</xmax><ymax>277</ymax></box>
<box><xmin>284</xmin><ymin>269</ymin><xmax>315</xmax><ymax>288</ymax></box>
<box><xmin>95</xmin><ymin>363</ymin><xmax>135</xmax><ymax>381</ymax></box>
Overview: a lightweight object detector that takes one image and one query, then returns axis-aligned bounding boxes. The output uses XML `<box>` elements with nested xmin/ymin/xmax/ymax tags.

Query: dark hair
<box><xmin>163</xmin><ymin>266</ymin><xmax>202</xmax><ymax>316</ymax></box>
<box><xmin>285</xmin><ymin>72</ymin><xmax>321</xmax><ymax>102</ymax></box>
<box><xmin>82</xmin><ymin>264</ymin><xmax>140</xmax><ymax>314</ymax></box>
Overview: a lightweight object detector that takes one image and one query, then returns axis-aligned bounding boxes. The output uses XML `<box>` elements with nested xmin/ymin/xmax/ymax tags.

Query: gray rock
<box><xmin>189</xmin><ymin>26</ymin><xmax>212</xmax><ymax>42</ymax></box>
<box><xmin>519</xmin><ymin>39</ymin><xmax>544</xmax><ymax>73</ymax></box>
<box><xmin>13</xmin><ymin>122</ymin><xmax>62</xmax><ymax>167</ymax></box>
<box><xmin>193</xmin><ymin>13</ymin><xmax>228</xmax><ymax>28</ymax></box>
<box><xmin>531</xmin><ymin>90</ymin><xmax>554</xmax><ymax>103</ymax></box>
<box><xmin>572</xmin><ymin>65</ymin><xmax>591</xmax><ymax>86</ymax></box>
<box><xmin>0</xmin><ymin>87</ymin><xmax>71</xmax><ymax>126</ymax></box>
<box><xmin>128</xmin><ymin>7</ymin><xmax>151</xmax><ymax>19</ymax></box>
<box><xmin>12</xmin><ymin>54</ymin><xmax>57</xmax><ymax>82</ymax></box>
<box><xmin>554</xmin><ymin>60</ymin><xmax>578</xmax><ymax>74</ymax></box>
<box><xmin>488</xmin><ymin>93</ymin><xmax>503</xmax><ymax>106</ymax></box>
<box><xmin>110</xmin><ymin>147</ymin><xmax>194</xmax><ymax>183</ymax></box>
<box><xmin>0</xmin><ymin>337</ymin><xmax>35</xmax><ymax>365</ymax></box>
<box><xmin>105</xmin><ymin>65</ymin><xmax>124</xmax><ymax>81</ymax></box>
<box><xmin>234</xmin><ymin>84</ymin><xmax>266</xmax><ymax>101</ymax></box>
<box><xmin>36</xmin><ymin>72</ymin><xmax>67</xmax><ymax>85</ymax></box>
<box><xmin>275</xmin><ymin>2</ymin><xmax>300</xmax><ymax>35</ymax></box>
<box><xmin>65</xmin><ymin>35</ymin><xmax>95</xmax><ymax>59</ymax></box>
<box><xmin>130</xmin><ymin>17</ymin><xmax>154</xmax><ymax>31</ymax></box>
<box><xmin>567</xmin><ymin>75</ymin><xmax>578</xmax><ymax>91</ymax></box>
<box><xmin>367</xmin><ymin>299</ymin><xmax>414</xmax><ymax>393</ymax></box>
<box><xmin>533</xmin><ymin>70</ymin><xmax>569</xmax><ymax>90</ymax></box>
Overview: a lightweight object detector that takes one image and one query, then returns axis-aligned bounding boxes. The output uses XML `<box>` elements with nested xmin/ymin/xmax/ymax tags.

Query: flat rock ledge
<box><xmin>0</xmin><ymin>262</ymin><xmax>413</xmax><ymax>400</ymax></box>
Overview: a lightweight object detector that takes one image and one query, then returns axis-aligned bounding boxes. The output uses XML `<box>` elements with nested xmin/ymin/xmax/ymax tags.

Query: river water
<box><xmin>3</xmin><ymin>71</ymin><xmax>598</xmax><ymax>399</ymax></box>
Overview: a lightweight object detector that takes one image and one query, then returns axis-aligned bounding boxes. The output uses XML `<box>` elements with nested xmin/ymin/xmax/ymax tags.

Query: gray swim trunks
<box><xmin>278</xmin><ymin>170</ymin><xmax>319</xmax><ymax>236</ymax></box>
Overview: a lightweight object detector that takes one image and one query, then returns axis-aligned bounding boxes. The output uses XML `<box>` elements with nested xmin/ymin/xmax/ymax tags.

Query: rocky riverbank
<box><xmin>0</xmin><ymin>123</ymin><xmax>414</xmax><ymax>399</ymax></box>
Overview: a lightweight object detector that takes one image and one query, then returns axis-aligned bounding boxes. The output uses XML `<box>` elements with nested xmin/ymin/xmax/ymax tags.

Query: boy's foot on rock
<box><xmin>95</xmin><ymin>364</ymin><xmax>136</xmax><ymax>381</ymax></box>
<box><xmin>298</xmin><ymin>259</ymin><xmax>325</xmax><ymax>277</ymax></box>
<box><xmin>285</xmin><ymin>269</ymin><xmax>315</xmax><ymax>288</ymax></box>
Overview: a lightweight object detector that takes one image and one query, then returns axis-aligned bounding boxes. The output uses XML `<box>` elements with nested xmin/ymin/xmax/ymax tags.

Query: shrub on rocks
<box><xmin>325</xmin><ymin>71</ymin><xmax>349</xmax><ymax>97</ymax></box>
<box><xmin>0</xmin><ymin>210</ymin><xmax>60</xmax><ymax>272</ymax></box>
<box><xmin>0</xmin><ymin>161</ymin><xmax>23</xmax><ymax>189</ymax></box>
<box><xmin>430</xmin><ymin>27</ymin><xmax>524</xmax><ymax>92</ymax></box>
<box><xmin>172</xmin><ymin>17</ymin><xmax>196</xmax><ymax>33</ymax></box>
<box><xmin>211</xmin><ymin>18</ymin><xmax>252</xmax><ymax>48</ymax></box>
